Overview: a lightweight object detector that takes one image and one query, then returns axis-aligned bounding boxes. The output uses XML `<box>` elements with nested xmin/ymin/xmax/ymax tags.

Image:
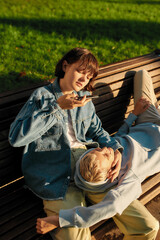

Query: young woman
<box><xmin>9</xmin><ymin>47</ymin><xmax>122</xmax><ymax>240</ymax></box>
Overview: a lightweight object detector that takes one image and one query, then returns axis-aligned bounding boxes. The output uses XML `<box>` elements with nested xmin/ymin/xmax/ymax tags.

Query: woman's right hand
<box><xmin>57</xmin><ymin>93</ymin><xmax>91</xmax><ymax>109</ymax></box>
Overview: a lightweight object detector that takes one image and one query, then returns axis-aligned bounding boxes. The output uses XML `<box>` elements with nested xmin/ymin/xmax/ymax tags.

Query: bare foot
<box><xmin>36</xmin><ymin>215</ymin><xmax>59</xmax><ymax>234</ymax></box>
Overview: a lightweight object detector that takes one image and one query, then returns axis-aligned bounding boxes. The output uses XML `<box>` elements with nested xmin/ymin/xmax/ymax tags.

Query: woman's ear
<box><xmin>62</xmin><ymin>60</ymin><xmax>69</xmax><ymax>72</ymax></box>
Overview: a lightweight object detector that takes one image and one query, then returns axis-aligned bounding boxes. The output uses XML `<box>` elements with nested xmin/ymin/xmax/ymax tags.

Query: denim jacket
<box><xmin>9</xmin><ymin>78</ymin><xmax>122</xmax><ymax>200</ymax></box>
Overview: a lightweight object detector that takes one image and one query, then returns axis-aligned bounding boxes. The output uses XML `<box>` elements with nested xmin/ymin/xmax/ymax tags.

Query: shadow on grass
<box><xmin>99</xmin><ymin>0</ymin><xmax>160</xmax><ymax>4</ymax></box>
<box><xmin>0</xmin><ymin>71</ymin><xmax>48</xmax><ymax>93</ymax></box>
<box><xmin>0</xmin><ymin>17</ymin><xmax>159</xmax><ymax>42</ymax></box>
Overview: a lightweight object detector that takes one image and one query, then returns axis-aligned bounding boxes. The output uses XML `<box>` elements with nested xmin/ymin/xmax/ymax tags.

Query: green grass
<box><xmin>0</xmin><ymin>0</ymin><xmax>160</xmax><ymax>92</ymax></box>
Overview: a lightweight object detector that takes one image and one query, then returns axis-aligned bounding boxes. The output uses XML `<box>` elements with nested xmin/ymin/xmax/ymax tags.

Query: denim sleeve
<box><xmin>114</xmin><ymin>113</ymin><xmax>137</xmax><ymax>137</ymax></box>
<box><xmin>86</xmin><ymin>103</ymin><xmax>123</xmax><ymax>152</ymax></box>
<box><xmin>9</xmin><ymin>87</ymin><xmax>62</xmax><ymax>147</ymax></box>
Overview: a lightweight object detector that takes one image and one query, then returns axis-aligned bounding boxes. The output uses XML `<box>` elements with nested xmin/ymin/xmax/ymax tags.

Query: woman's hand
<box><xmin>108</xmin><ymin>149</ymin><xmax>122</xmax><ymax>182</ymax></box>
<box><xmin>132</xmin><ymin>97</ymin><xmax>150</xmax><ymax>116</ymax></box>
<box><xmin>57</xmin><ymin>93</ymin><xmax>91</xmax><ymax>109</ymax></box>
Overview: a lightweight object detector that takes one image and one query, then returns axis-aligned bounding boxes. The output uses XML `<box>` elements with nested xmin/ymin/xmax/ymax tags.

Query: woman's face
<box><xmin>90</xmin><ymin>147</ymin><xmax>114</xmax><ymax>172</ymax></box>
<box><xmin>60</xmin><ymin>60</ymin><xmax>93</xmax><ymax>94</ymax></box>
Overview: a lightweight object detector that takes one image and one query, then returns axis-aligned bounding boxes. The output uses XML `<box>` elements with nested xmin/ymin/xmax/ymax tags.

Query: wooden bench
<box><xmin>0</xmin><ymin>49</ymin><xmax>160</xmax><ymax>240</ymax></box>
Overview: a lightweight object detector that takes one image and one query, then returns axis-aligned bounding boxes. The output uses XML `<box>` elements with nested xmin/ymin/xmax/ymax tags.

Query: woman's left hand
<box><xmin>108</xmin><ymin>149</ymin><xmax>122</xmax><ymax>182</ymax></box>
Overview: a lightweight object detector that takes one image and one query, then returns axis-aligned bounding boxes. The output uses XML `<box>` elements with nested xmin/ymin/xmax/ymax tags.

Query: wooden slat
<box><xmin>93</xmin><ymin>78</ymin><xmax>133</xmax><ymax>98</ymax></box>
<box><xmin>0</xmin><ymin>82</ymin><xmax>47</xmax><ymax>98</ymax></box>
<box><xmin>0</xmin><ymin>187</ymin><xmax>27</xmax><ymax>208</ymax></box>
<box><xmin>0</xmin><ymin>117</ymin><xmax>16</xmax><ymax>131</ymax></box>
<box><xmin>0</xmin><ymin>195</ymin><xmax>35</xmax><ymax>221</ymax></box>
<box><xmin>103</xmin><ymin>118</ymin><xmax>124</xmax><ymax>134</ymax></box>
<box><xmin>94</xmin><ymin>86</ymin><xmax>133</xmax><ymax>109</ymax></box>
<box><xmin>0</xmin><ymin>94</ymin><xmax>30</xmax><ymax>108</ymax></box>
<box><xmin>0</xmin><ymin>147</ymin><xmax>15</xmax><ymax>160</ymax></box>
<box><xmin>0</xmin><ymin>187</ymin><xmax>44</xmax><ymax>240</ymax></box>
<box><xmin>0</xmin><ymin>205</ymin><xmax>43</xmax><ymax>235</ymax></box>
<box><xmin>95</xmin><ymin>97</ymin><xmax>133</xmax><ymax>117</ymax></box>
<box><xmin>0</xmin><ymin>156</ymin><xmax>15</xmax><ymax>169</ymax></box>
<box><xmin>0</xmin><ymin>129</ymin><xmax>9</xmax><ymax>141</ymax></box>
<box><xmin>0</xmin><ymin>140</ymin><xmax>10</xmax><ymax>151</ymax></box>
<box><xmin>94</xmin><ymin>73</ymin><xmax>160</xmax><ymax>99</ymax></box>
<box><xmin>93</xmin><ymin>61</ymin><xmax>160</xmax><ymax>88</ymax></box>
<box><xmin>139</xmin><ymin>185</ymin><xmax>160</xmax><ymax>205</ymax></box>
<box><xmin>0</xmin><ymin>82</ymin><xmax>49</xmax><ymax>108</ymax></box>
<box><xmin>0</xmin><ymin>177</ymin><xmax>23</xmax><ymax>193</ymax></box>
<box><xmin>0</xmin><ymin>102</ymin><xmax>25</xmax><ymax>121</ymax></box>
<box><xmin>150</xmin><ymin>68</ymin><xmax>160</xmax><ymax>77</ymax></box>
<box><xmin>0</xmin><ymin>183</ymin><xmax>49</xmax><ymax>240</ymax></box>
<box><xmin>13</xmin><ymin>226</ymin><xmax>51</xmax><ymax>240</ymax></box>
<box><xmin>141</xmin><ymin>173</ymin><xmax>160</xmax><ymax>195</ymax></box>
<box><xmin>0</xmin><ymin>190</ymin><xmax>42</xmax><ymax>222</ymax></box>
<box><xmin>98</xmin><ymin>51</ymin><xmax>160</xmax><ymax>77</ymax></box>
<box><xmin>0</xmin><ymin>158</ymin><xmax>22</xmax><ymax>174</ymax></box>
<box><xmin>97</xmin><ymin>102</ymin><xmax>130</xmax><ymax>121</ymax></box>
<box><xmin>0</xmin><ymin>213</ymin><xmax>42</xmax><ymax>240</ymax></box>
<box><xmin>152</xmin><ymin>75</ymin><xmax>160</xmax><ymax>83</ymax></box>
<box><xmin>91</xmin><ymin>218</ymin><xmax>116</xmax><ymax>240</ymax></box>
<box><xmin>95</xmin><ymin>95</ymin><xmax>133</xmax><ymax>114</ymax></box>
<box><xmin>0</xmin><ymin>166</ymin><xmax>22</xmax><ymax>186</ymax></box>
<box><xmin>0</xmin><ymin>145</ymin><xmax>23</xmax><ymax>183</ymax></box>
<box><xmin>94</xmin><ymin>79</ymin><xmax>160</xmax><ymax>117</ymax></box>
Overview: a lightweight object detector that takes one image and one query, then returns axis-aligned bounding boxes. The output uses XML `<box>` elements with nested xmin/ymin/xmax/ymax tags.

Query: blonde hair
<box><xmin>79</xmin><ymin>153</ymin><xmax>109</xmax><ymax>183</ymax></box>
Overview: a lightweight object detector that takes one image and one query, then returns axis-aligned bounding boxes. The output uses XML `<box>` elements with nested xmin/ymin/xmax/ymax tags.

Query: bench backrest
<box><xmin>0</xmin><ymin>50</ymin><xmax>160</xmax><ymax>188</ymax></box>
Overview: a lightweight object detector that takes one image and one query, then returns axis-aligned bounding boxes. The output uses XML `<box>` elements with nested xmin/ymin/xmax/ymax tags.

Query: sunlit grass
<box><xmin>0</xmin><ymin>0</ymin><xmax>160</xmax><ymax>92</ymax></box>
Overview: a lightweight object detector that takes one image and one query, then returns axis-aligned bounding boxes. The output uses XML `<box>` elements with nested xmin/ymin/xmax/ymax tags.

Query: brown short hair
<box><xmin>55</xmin><ymin>48</ymin><xmax>99</xmax><ymax>91</ymax></box>
<box><xmin>79</xmin><ymin>153</ymin><xmax>109</xmax><ymax>183</ymax></box>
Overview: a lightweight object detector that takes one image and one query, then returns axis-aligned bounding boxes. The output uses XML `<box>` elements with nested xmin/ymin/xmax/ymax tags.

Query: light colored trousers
<box><xmin>43</xmin><ymin>70</ymin><xmax>159</xmax><ymax>240</ymax></box>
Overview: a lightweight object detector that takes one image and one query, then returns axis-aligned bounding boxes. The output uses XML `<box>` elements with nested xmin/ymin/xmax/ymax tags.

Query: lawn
<box><xmin>0</xmin><ymin>0</ymin><xmax>160</xmax><ymax>92</ymax></box>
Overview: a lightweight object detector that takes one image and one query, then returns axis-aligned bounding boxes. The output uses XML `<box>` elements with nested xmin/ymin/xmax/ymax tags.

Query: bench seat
<box><xmin>0</xmin><ymin>49</ymin><xmax>160</xmax><ymax>240</ymax></box>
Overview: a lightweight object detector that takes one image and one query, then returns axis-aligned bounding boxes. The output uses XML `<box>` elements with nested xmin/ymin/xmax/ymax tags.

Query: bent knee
<box><xmin>123</xmin><ymin>219</ymin><xmax>159</xmax><ymax>240</ymax></box>
<box><xmin>151</xmin><ymin>218</ymin><xmax>159</xmax><ymax>234</ymax></box>
<box><xmin>146</xmin><ymin>218</ymin><xmax>159</xmax><ymax>239</ymax></box>
<box><xmin>134</xmin><ymin>69</ymin><xmax>150</xmax><ymax>80</ymax></box>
